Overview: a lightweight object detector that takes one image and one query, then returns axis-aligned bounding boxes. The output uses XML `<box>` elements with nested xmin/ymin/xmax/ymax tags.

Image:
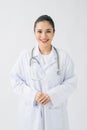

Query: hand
<box><xmin>35</xmin><ymin>92</ymin><xmax>42</xmax><ymax>103</ymax></box>
<box><xmin>35</xmin><ymin>92</ymin><xmax>51</xmax><ymax>105</ymax></box>
<box><xmin>39</xmin><ymin>93</ymin><xmax>51</xmax><ymax>105</ymax></box>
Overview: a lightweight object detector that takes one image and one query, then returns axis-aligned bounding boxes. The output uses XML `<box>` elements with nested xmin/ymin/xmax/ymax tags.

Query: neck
<box><xmin>39</xmin><ymin>45</ymin><xmax>52</xmax><ymax>55</ymax></box>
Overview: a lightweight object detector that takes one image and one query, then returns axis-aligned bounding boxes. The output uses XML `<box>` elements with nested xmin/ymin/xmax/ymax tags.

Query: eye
<box><xmin>46</xmin><ymin>30</ymin><xmax>51</xmax><ymax>33</ymax></box>
<box><xmin>37</xmin><ymin>30</ymin><xmax>42</xmax><ymax>33</ymax></box>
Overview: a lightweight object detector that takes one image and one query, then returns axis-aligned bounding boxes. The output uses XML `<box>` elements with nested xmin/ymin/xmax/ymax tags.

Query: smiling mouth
<box><xmin>40</xmin><ymin>39</ymin><xmax>49</xmax><ymax>43</ymax></box>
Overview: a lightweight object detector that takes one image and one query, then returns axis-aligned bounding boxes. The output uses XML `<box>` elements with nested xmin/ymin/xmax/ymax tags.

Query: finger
<box><xmin>37</xmin><ymin>94</ymin><xmax>41</xmax><ymax>98</ymax></box>
<box><xmin>37</xmin><ymin>93</ymin><xmax>42</xmax><ymax>97</ymax></box>
<box><xmin>35</xmin><ymin>92</ymin><xmax>42</xmax><ymax>99</ymax></box>
<box><xmin>41</xmin><ymin>98</ymin><xmax>50</xmax><ymax>105</ymax></box>
<box><xmin>36</xmin><ymin>95</ymin><xmax>43</xmax><ymax>102</ymax></box>
<box><xmin>39</xmin><ymin>95</ymin><xmax>48</xmax><ymax>104</ymax></box>
<box><xmin>41</xmin><ymin>96</ymin><xmax>51</xmax><ymax>105</ymax></box>
<box><xmin>39</xmin><ymin>95</ymin><xmax>47</xmax><ymax>102</ymax></box>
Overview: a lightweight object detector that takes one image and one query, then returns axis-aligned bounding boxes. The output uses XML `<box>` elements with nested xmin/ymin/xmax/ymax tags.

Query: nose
<box><xmin>41</xmin><ymin>32</ymin><xmax>47</xmax><ymax>39</ymax></box>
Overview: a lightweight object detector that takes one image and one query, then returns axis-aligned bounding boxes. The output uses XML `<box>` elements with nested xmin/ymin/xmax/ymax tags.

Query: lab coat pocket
<box><xmin>46</xmin><ymin>106</ymin><xmax>64</xmax><ymax>129</ymax></box>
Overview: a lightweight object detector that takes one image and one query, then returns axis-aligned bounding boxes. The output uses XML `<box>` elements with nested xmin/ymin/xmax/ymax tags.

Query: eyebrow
<box><xmin>36</xmin><ymin>29</ymin><xmax>53</xmax><ymax>30</ymax></box>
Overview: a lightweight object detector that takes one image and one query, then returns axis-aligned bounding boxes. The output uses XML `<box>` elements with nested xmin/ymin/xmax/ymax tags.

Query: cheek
<box><xmin>49</xmin><ymin>32</ymin><xmax>54</xmax><ymax>38</ymax></box>
<box><xmin>49</xmin><ymin>34</ymin><xmax>54</xmax><ymax>40</ymax></box>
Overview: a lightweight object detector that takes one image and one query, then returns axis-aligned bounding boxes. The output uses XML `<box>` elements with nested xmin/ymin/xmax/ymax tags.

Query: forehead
<box><xmin>35</xmin><ymin>21</ymin><xmax>53</xmax><ymax>29</ymax></box>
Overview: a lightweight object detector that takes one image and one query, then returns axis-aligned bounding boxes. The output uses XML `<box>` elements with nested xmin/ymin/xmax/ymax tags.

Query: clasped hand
<box><xmin>35</xmin><ymin>92</ymin><xmax>51</xmax><ymax>105</ymax></box>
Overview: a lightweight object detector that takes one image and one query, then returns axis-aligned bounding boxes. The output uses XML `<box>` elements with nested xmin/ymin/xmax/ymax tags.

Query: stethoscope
<box><xmin>29</xmin><ymin>46</ymin><xmax>61</xmax><ymax>75</ymax></box>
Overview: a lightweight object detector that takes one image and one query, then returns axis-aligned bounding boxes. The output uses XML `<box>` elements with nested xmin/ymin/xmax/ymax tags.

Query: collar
<box><xmin>31</xmin><ymin>45</ymin><xmax>59</xmax><ymax>70</ymax></box>
<box><xmin>33</xmin><ymin>45</ymin><xmax>57</xmax><ymax>59</ymax></box>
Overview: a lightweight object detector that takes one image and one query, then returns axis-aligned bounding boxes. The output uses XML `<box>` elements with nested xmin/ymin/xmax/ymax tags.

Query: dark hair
<box><xmin>34</xmin><ymin>15</ymin><xmax>55</xmax><ymax>32</ymax></box>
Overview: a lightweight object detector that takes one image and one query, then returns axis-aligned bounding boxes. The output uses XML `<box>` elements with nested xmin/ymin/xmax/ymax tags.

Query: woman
<box><xmin>10</xmin><ymin>15</ymin><xmax>77</xmax><ymax>130</ymax></box>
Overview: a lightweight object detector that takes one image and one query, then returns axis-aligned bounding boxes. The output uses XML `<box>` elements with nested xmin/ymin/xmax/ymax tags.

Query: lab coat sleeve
<box><xmin>47</xmin><ymin>54</ymin><xmax>77</xmax><ymax>107</ymax></box>
<box><xmin>10</xmin><ymin>51</ymin><xmax>38</xmax><ymax>106</ymax></box>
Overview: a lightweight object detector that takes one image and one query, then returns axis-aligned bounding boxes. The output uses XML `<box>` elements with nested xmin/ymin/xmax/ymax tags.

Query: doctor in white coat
<box><xmin>10</xmin><ymin>15</ymin><xmax>77</xmax><ymax>130</ymax></box>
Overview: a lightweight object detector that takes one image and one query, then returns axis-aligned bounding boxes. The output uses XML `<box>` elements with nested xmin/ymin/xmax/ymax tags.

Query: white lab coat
<box><xmin>10</xmin><ymin>46</ymin><xmax>77</xmax><ymax>130</ymax></box>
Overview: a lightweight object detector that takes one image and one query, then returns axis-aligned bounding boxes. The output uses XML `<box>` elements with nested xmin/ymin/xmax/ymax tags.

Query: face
<box><xmin>34</xmin><ymin>21</ymin><xmax>55</xmax><ymax>49</ymax></box>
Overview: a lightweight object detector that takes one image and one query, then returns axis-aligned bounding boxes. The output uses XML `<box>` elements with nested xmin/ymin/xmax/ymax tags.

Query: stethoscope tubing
<box><xmin>29</xmin><ymin>46</ymin><xmax>60</xmax><ymax>75</ymax></box>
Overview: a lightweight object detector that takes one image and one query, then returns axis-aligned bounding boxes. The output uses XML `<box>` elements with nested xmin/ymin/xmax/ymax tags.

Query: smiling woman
<box><xmin>10</xmin><ymin>15</ymin><xmax>77</xmax><ymax>130</ymax></box>
<box><xmin>34</xmin><ymin>15</ymin><xmax>55</xmax><ymax>54</ymax></box>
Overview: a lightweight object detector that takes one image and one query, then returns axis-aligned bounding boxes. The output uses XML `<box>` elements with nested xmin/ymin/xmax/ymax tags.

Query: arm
<box><xmin>47</xmin><ymin>54</ymin><xmax>77</xmax><ymax>107</ymax></box>
<box><xmin>9</xmin><ymin>51</ymin><xmax>38</xmax><ymax>106</ymax></box>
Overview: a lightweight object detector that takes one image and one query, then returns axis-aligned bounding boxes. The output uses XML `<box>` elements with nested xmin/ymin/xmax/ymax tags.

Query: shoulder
<box><xmin>14</xmin><ymin>49</ymin><xmax>31</xmax><ymax>66</ymax></box>
<box><xmin>56</xmin><ymin>48</ymin><xmax>70</xmax><ymax>59</ymax></box>
<box><xmin>57</xmin><ymin>48</ymin><xmax>67</xmax><ymax>55</ymax></box>
<box><xmin>56</xmin><ymin>48</ymin><xmax>74</xmax><ymax>66</ymax></box>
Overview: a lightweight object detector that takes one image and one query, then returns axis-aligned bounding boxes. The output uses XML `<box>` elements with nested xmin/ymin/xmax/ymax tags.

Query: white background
<box><xmin>0</xmin><ymin>0</ymin><xmax>87</xmax><ymax>130</ymax></box>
